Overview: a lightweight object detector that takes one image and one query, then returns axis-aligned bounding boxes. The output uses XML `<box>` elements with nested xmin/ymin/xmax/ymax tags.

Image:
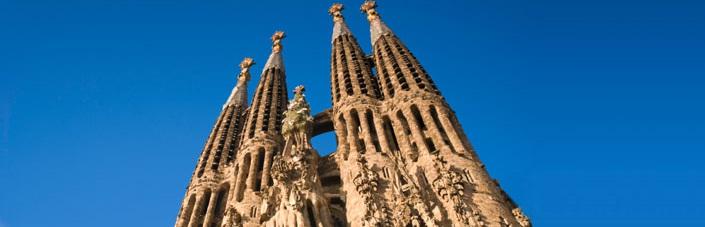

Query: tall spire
<box><xmin>329</xmin><ymin>3</ymin><xmax>352</xmax><ymax>42</ymax></box>
<box><xmin>263</xmin><ymin>31</ymin><xmax>285</xmax><ymax>71</ymax></box>
<box><xmin>223</xmin><ymin>57</ymin><xmax>254</xmax><ymax>109</ymax></box>
<box><xmin>328</xmin><ymin>3</ymin><xmax>380</xmax><ymax>102</ymax></box>
<box><xmin>361</xmin><ymin>0</ymin><xmax>441</xmax><ymax>97</ymax></box>
<box><xmin>360</xmin><ymin>1</ymin><xmax>393</xmax><ymax>44</ymax></box>
<box><xmin>241</xmin><ymin>31</ymin><xmax>289</xmax><ymax>141</ymax></box>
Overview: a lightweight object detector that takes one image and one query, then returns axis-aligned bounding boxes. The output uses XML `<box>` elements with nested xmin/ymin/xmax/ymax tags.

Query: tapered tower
<box><xmin>175</xmin><ymin>58</ymin><xmax>253</xmax><ymax>227</ymax></box>
<box><xmin>359</xmin><ymin>1</ymin><xmax>531</xmax><ymax>226</ymax></box>
<box><xmin>231</xmin><ymin>31</ymin><xmax>289</xmax><ymax>225</ymax></box>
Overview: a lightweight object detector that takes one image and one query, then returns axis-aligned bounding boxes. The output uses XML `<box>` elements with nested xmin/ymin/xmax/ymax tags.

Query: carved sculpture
<box><xmin>282</xmin><ymin>85</ymin><xmax>314</xmax><ymax>151</ymax></box>
<box><xmin>431</xmin><ymin>154</ymin><xmax>485</xmax><ymax>226</ymax></box>
<box><xmin>222</xmin><ymin>207</ymin><xmax>242</xmax><ymax>227</ymax></box>
<box><xmin>512</xmin><ymin>208</ymin><xmax>532</xmax><ymax>227</ymax></box>
<box><xmin>352</xmin><ymin>156</ymin><xmax>393</xmax><ymax>226</ymax></box>
<box><xmin>258</xmin><ymin>85</ymin><xmax>333</xmax><ymax>227</ymax></box>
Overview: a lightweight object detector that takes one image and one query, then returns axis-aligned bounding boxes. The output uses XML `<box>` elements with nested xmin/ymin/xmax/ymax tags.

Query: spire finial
<box><xmin>239</xmin><ymin>57</ymin><xmax>254</xmax><ymax>74</ymax></box>
<box><xmin>360</xmin><ymin>1</ymin><xmax>380</xmax><ymax>22</ymax></box>
<box><xmin>271</xmin><ymin>31</ymin><xmax>285</xmax><ymax>53</ymax></box>
<box><xmin>238</xmin><ymin>57</ymin><xmax>255</xmax><ymax>82</ymax></box>
<box><xmin>329</xmin><ymin>3</ymin><xmax>344</xmax><ymax>22</ymax></box>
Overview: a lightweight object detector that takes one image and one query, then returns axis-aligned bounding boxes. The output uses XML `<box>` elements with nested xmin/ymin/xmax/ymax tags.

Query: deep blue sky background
<box><xmin>2</xmin><ymin>0</ymin><xmax>704</xmax><ymax>226</ymax></box>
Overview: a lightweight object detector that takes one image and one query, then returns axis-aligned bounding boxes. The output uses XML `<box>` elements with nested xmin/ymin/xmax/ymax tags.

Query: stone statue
<box><xmin>282</xmin><ymin>85</ymin><xmax>314</xmax><ymax>150</ymax></box>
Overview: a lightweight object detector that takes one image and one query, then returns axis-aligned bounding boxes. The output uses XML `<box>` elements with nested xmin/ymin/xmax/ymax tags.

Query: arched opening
<box><xmin>193</xmin><ymin>190</ymin><xmax>212</xmax><ymax>227</ymax></box>
<box><xmin>254</xmin><ymin>148</ymin><xmax>265</xmax><ymax>191</ymax></box>
<box><xmin>410</xmin><ymin>105</ymin><xmax>427</xmax><ymax>131</ymax></box>
<box><xmin>430</xmin><ymin>105</ymin><xmax>455</xmax><ymax>153</ymax></box>
<box><xmin>365</xmin><ymin>110</ymin><xmax>382</xmax><ymax>153</ymax></box>
<box><xmin>306</xmin><ymin>200</ymin><xmax>317</xmax><ymax>227</ymax></box>
<box><xmin>321</xmin><ymin>175</ymin><xmax>342</xmax><ymax>187</ymax></box>
<box><xmin>382</xmin><ymin>116</ymin><xmax>400</xmax><ymax>153</ymax></box>
<box><xmin>350</xmin><ymin>109</ymin><xmax>364</xmax><ymax>153</ymax></box>
<box><xmin>396</xmin><ymin>111</ymin><xmax>411</xmax><ymax>135</ymax></box>
<box><xmin>210</xmin><ymin>184</ymin><xmax>230</xmax><ymax>227</ymax></box>
<box><xmin>178</xmin><ymin>194</ymin><xmax>197</xmax><ymax>227</ymax></box>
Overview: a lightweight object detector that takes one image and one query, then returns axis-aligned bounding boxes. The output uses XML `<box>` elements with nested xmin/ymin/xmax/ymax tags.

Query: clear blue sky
<box><xmin>2</xmin><ymin>0</ymin><xmax>704</xmax><ymax>226</ymax></box>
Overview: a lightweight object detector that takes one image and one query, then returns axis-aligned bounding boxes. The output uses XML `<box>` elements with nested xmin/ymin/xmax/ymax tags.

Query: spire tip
<box><xmin>329</xmin><ymin>3</ymin><xmax>344</xmax><ymax>22</ymax></box>
<box><xmin>360</xmin><ymin>1</ymin><xmax>380</xmax><ymax>21</ymax></box>
<box><xmin>239</xmin><ymin>57</ymin><xmax>255</xmax><ymax>71</ymax></box>
<box><xmin>271</xmin><ymin>31</ymin><xmax>286</xmax><ymax>53</ymax></box>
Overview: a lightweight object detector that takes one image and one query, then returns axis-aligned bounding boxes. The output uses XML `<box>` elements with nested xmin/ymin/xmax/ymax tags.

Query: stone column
<box><xmin>372</xmin><ymin>113</ymin><xmax>392</xmax><ymax>154</ymax></box>
<box><xmin>334</xmin><ymin>114</ymin><xmax>349</xmax><ymax>152</ymax></box>
<box><xmin>259</xmin><ymin>147</ymin><xmax>275</xmax><ymax>189</ymax></box>
<box><xmin>343</xmin><ymin>111</ymin><xmax>360</xmax><ymax>154</ymax></box>
<box><xmin>246</xmin><ymin>150</ymin><xmax>259</xmax><ymax>190</ymax></box>
<box><xmin>357</xmin><ymin>109</ymin><xmax>377</xmax><ymax>153</ymax></box>
<box><xmin>234</xmin><ymin>157</ymin><xmax>249</xmax><ymax>201</ymax></box>
<box><xmin>187</xmin><ymin>192</ymin><xmax>205</xmax><ymax>227</ymax></box>
<box><xmin>436</xmin><ymin>108</ymin><xmax>464</xmax><ymax>158</ymax></box>
<box><xmin>420</xmin><ymin>105</ymin><xmax>453</xmax><ymax>154</ymax></box>
<box><xmin>401</xmin><ymin>108</ymin><xmax>430</xmax><ymax>154</ymax></box>
<box><xmin>202</xmin><ymin>191</ymin><xmax>219</xmax><ymax>227</ymax></box>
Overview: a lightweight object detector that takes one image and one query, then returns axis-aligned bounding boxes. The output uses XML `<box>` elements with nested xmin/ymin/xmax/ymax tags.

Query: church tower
<box><xmin>174</xmin><ymin>2</ymin><xmax>530</xmax><ymax>227</ymax></box>
<box><xmin>366</xmin><ymin>1</ymin><xmax>530</xmax><ymax>226</ymax></box>
<box><xmin>175</xmin><ymin>57</ymin><xmax>253</xmax><ymax>227</ymax></box>
<box><xmin>230</xmin><ymin>31</ymin><xmax>289</xmax><ymax>225</ymax></box>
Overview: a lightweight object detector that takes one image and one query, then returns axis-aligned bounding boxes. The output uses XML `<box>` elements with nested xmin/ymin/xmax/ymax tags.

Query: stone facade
<box><xmin>174</xmin><ymin>2</ymin><xmax>530</xmax><ymax>227</ymax></box>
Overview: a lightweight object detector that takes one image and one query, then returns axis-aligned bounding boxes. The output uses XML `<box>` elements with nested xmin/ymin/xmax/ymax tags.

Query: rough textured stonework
<box><xmin>174</xmin><ymin>2</ymin><xmax>530</xmax><ymax>227</ymax></box>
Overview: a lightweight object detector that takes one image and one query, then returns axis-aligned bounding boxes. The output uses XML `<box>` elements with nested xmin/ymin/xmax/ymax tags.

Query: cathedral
<box><xmin>174</xmin><ymin>2</ymin><xmax>530</xmax><ymax>227</ymax></box>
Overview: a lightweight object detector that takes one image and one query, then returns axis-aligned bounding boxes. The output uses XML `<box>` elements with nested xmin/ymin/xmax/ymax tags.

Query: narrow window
<box><xmin>306</xmin><ymin>200</ymin><xmax>317</xmax><ymax>226</ymax></box>
<box><xmin>396</xmin><ymin>111</ymin><xmax>411</xmax><ymax>135</ymax></box>
<box><xmin>430</xmin><ymin>106</ymin><xmax>455</xmax><ymax>153</ymax></box>
<box><xmin>210</xmin><ymin>184</ymin><xmax>230</xmax><ymax>227</ymax></box>
<box><xmin>254</xmin><ymin>148</ymin><xmax>265</xmax><ymax>191</ymax></box>
<box><xmin>382</xmin><ymin>116</ymin><xmax>400</xmax><ymax>153</ymax></box>
<box><xmin>194</xmin><ymin>190</ymin><xmax>212</xmax><ymax>227</ymax></box>
<box><xmin>321</xmin><ymin>175</ymin><xmax>342</xmax><ymax>187</ymax></box>
<box><xmin>338</xmin><ymin>114</ymin><xmax>348</xmax><ymax>153</ymax></box>
<box><xmin>350</xmin><ymin>110</ymin><xmax>364</xmax><ymax>153</ymax></box>
<box><xmin>425</xmin><ymin>138</ymin><xmax>437</xmax><ymax>153</ymax></box>
<box><xmin>365</xmin><ymin>110</ymin><xmax>381</xmax><ymax>153</ymax></box>
<box><xmin>410</xmin><ymin>105</ymin><xmax>426</xmax><ymax>131</ymax></box>
<box><xmin>178</xmin><ymin>194</ymin><xmax>197</xmax><ymax>227</ymax></box>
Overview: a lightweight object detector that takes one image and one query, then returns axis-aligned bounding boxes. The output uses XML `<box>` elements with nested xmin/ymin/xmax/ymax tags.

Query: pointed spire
<box><xmin>263</xmin><ymin>31</ymin><xmax>285</xmax><ymax>71</ymax></box>
<box><xmin>329</xmin><ymin>3</ymin><xmax>352</xmax><ymax>42</ymax></box>
<box><xmin>361</xmin><ymin>1</ymin><xmax>393</xmax><ymax>44</ymax></box>
<box><xmin>223</xmin><ymin>57</ymin><xmax>255</xmax><ymax>109</ymax></box>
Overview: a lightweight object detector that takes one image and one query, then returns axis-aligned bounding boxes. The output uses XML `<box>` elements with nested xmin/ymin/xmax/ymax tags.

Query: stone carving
<box><xmin>352</xmin><ymin>156</ymin><xmax>393</xmax><ymax>226</ymax></box>
<box><xmin>222</xmin><ymin>207</ymin><xmax>242</xmax><ymax>227</ymax></box>
<box><xmin>431</xmin><ymin>154</ymin><xmax>485</xmax><ymax>226</ymax></box>
<box><xmin>512</xmin><ymin>208</ymin><xmax>531</xmax><ymax>227</ymax></box>
<box><xmin>390</xmin><ymin>177</ymin><xmax>438</xmax><ymax>227</ymax></box>
<box><xmin>258</xmin><ymin>85</ymin><xmax>332</xmax><ymax>226</ymax></box>
<box><xmin>282</xmin><ymin>85</ymin><xmax>314</xmax><ymax>151</ymax></box>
